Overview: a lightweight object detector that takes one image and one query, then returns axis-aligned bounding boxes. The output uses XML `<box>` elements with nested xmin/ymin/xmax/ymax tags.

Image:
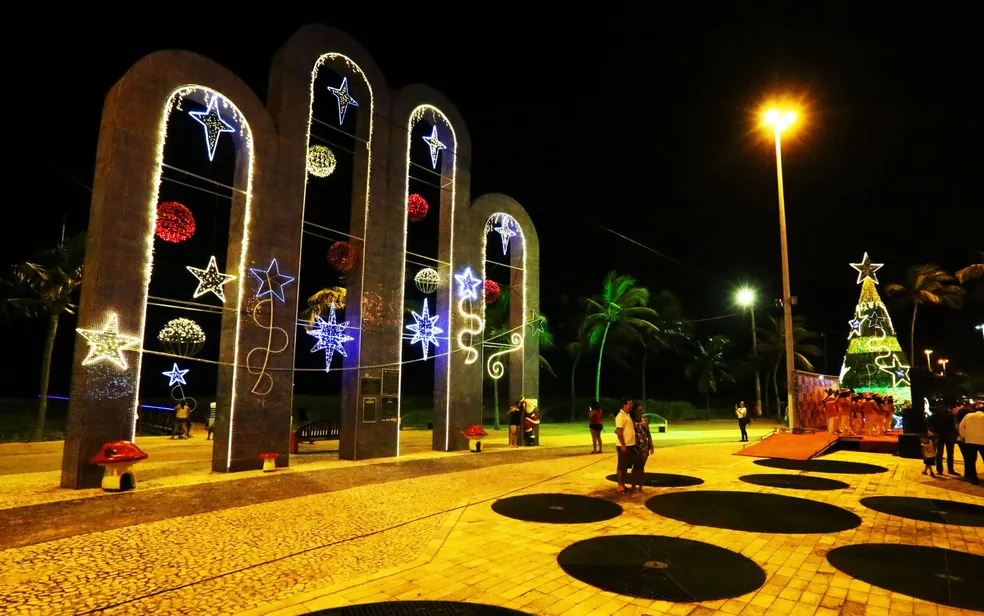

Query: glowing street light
<box><xmin>977</xmin><ymin>324</ymin><xmax>983</xmax><ymax>344</ymax></box>
<box><xmin>924</xmin><ymin>349</ymin><xmax>934</xmax><ymax>370</ymax></box>
<box><xmin>937</xmin><ymin>357</ymin><xmax>949</xmax><ymax>376</ymax></box>
<box><xmin>736</xmin><ymin>287</ymin><xmax>762</xmax><ymax>418</ymax></box>
<box><xmin>763</xmin><ymin>105</ymin><xmax>800</xmax><ymax>428</ymax></box>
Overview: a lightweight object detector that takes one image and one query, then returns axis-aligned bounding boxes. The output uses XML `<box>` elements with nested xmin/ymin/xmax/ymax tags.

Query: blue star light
<box><xmin>327</xmin><ymin>77</ymin><xmax>359</xmax><ymax>125</ymax></box>
<box><xmin>848</xmin><ymin>317</ymin><xmax>862</xmax><ymax>337</ymax></box>
<box><xmin>422</xmin><ymin>125</ymin><xmax>447</xmax><ymax>169</ymax></box>
<box><xmin>407</xmin><ymin>298</ymin><xmax>443</xmax><ymax>361</ymax></box>
<box><xmin>878</xmin><ymin>356</ymin><xmax>911</xmax><ymax>387</ymax></box>
<box><xmin>249</xmin><ymin>258</ymin><xmax>295</xmax><ymax>302</ymax></box>
<box><xmin>454</xmin><ymin>266</ymin><xmax>483</xmax><ymax>301</ymax></box>
<box><xmin>188</xmin><ymin>97</ymin><xmax>235</xmax><ymax>161</ymax></box>
<box><xmin>864</xmin><ymin>311</ymin><xmax>885</xmax><ymax>332</ymax></box>
<box><xmin>162</xmin><ymin>363</ymin><xmax>190</xmax><ymax>387</ymax></box>
<box><xmin>494</xmin><ymin>220</ymin><xmax>517</xmax><ymax>255</ymax></box>
<box><xmin>306</xmin><ymin>304</ymin><xmax>354</xmax><ymax>372</ymax></box>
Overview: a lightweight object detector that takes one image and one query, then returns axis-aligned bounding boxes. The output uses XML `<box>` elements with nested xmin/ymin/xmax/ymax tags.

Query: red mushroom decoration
<box><xmin>407</xmin><ymin>193</ymin><xmax>429</xmax><ymax>222</ymax></box>
<box><xmin>89</xmin><ymin>441</ymin><xmax>149</xmax><ymax>491</ymax></box>
<box><xmin>484</xmin><ymin>279</ymin><xmax>501</xmax><ymax>304</ymax></box>
<box><xmin>463</xmin><ymin>424</ymin><xmax>489</xmax><ymax>453</ymax></box>
<box><xmin>155</xmin><ymin>201</ymin><xmax>196</xmax><ymax>243</ymax></box>
<box><xmin>328</xmin><ymin>241</ymin><xmax>358</xmax><ymax>272</ymax></box>
<box><xmin>259</xmin><ymin>452</ymin><xmax>280</xmax><ymax>472</ymax></box>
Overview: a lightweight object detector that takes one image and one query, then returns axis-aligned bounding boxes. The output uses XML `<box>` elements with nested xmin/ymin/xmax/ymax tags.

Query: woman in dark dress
<box><xmin>507</xmin><ymin>402</ymin><xmax>522</xmax><ymax>447</ymax></box>
<box><xmin>589</xmin><ymin>400</ymin><xmax>604</xmax><ymax>453</ymax></box>
<box><xmin>630</xmin><ymin>404</ymin><xmax>654</xmax><ymax>492</ymax></box>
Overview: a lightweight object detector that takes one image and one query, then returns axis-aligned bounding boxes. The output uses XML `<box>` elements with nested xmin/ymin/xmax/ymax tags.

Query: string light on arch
<box><xmin>422</xmin><ymin>125</ymin><xmax>447</xmax><ymax>169</ymax></box>
<box><xmin>485</xmin><ymin>213</ymin><xmax>518</xmax><ymax>255</ymax></box>
<box><xmin>187</xmin><ymin>255</ymin><xmax>237</xmax><ymax>302</ymax></box>
<box><xmin>327</xmin><ymin>76</ymin><xmax>360</xmax><ymax>125</ymax></box>
<box><xmin>306</xmin><ymin>145</ymin><xmax>337</xmax><ymax>177</ymax></box>
<box><xmin>162</xmin><ymin>363</ymin><xmax>190</xmax><ymax>387</ymax></box>
<box><xmin>188</xmin><ymin>96</ymin><xmax>235</xmax><ymax>161</ymax></box>
<box><xmin>77</xmin><ymin>313</ymin><xmax>141</xmax><ymax>370</ymax></box>
<box><xmin>249</xmin><ymin>258</ymin><xmax>295</xmax><ymax>303</ymax></box>
<box><xmin>407</xmin><ymin>298</ymin><xmax>443</xmax><ymax>361</ymax></box>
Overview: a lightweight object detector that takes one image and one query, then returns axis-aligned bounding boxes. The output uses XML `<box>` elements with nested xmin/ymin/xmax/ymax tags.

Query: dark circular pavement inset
<box><xmin>645</xmin><ymin>490</ymin><xmax>861</xmax><ymax>533</ymax></box>
<box><xmin>605</xmin><ymin>472</ymin><xmax>704</xmax><ymax>488</ymax></box>
<box><xmin>753</xmin><ymin>458</ymin><xmax>888</xmax><ymax>474</ymax></box>
<box><xmin>827</xmin><ymin>544</ymin><xmax>984</xmax><ymax>611</ymax></box>
<box><xmin>557</xmin><ymin>535</ymin><xmax>766</xmax><ymax>601</ymax></box>
<box><xmin>740</xmin><ymin>473</ymin><xmax>849</xmax><ymax>491</ymax></box>
<box><xmin>860</xmin><ymin>496</ymin><xmax>984</xmax><ymax>526</ymax></box>
<box><xmin>311</xmin><ymin>602</ymin><xmax>526</xmax><ymax>615</ymax></box>
<box><xmin>491</xmin><ymin>493</ymin><xmax>623</xmax><ymax>524</ymax></box>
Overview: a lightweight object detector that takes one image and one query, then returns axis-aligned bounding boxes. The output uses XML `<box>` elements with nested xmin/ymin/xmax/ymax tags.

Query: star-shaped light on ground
<box><xmin>850</xmin><ymin>252</ymin><xmax>883</xmax><ymax>284</ymax></box>
<box><xmin>327</xmin><ymin>76</ymin><xmax>360</xmax><ymax>125</ymax></box>
<box><xmin>188</xmin><ymin>97</ymin><xmax>235</xmax><ymax>161</ymax></box>
<box><xmin>454</xmin><ymin>266</ymin><xmax>482</xmax><ymax>301</ymax></box>
<box><xmin>879</xmin><ymin>355</ymin><xmax>911</xmax><ymax>387</ymax></box>
<box><xmin>249</xmin><ymin>258</ymin><xmax>295</xmax><ymax>303</ymax></box>
<box><xmin>77</xmin><ymin>313</ymin><xmax>141</xmax><ymax>370</ymax></box>
<box><xmin>864</xmin><ymin>310</ymin><xmax>886</xmax><ymax>332</ymax></box>
<box><xmin>422</xmin><ymin>125</ymin><xmax>447</xmax><ymax>169</ymax></box>
<box><xmin>306</xmin><ymin>304</ymin><xmax>354</xmax><ymax>372</ymax></box>
<box><xmin>187</xmin><ymin>255</ymin><xmax>237</xmax><ymax>302</ymax></box>
<box><xmin>162</xmin><ymin>363</ymin><xmax>190</xmax><ymax>387</ymax></box>
<box><xmin>494</xmin><ymin>220</ymin><xmax>517</xmax><ymax>255</ymax></box>
<box><xmin>407</xmin><ymin>298</ymin><xmax>443</xmax><ymax>361</ymax></box>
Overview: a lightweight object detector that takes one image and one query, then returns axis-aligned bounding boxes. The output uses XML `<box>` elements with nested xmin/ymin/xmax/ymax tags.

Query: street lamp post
<box><xmin>764</xmin><ymin>109</ymin><xmax>798</xmax><ymax>429</ymax></box>
<box><xmin>937</xmin><ymin>358</ymin><xmax>949</xmax><ymax>376</ymax></box>
<box><xmin>924</xmin><ymin>349</ymin><xmax>934</xmax><ymax>370</ymax></box>
<box><xmin>977</xmin><ymin>324</ymin><xmax>983</xmax><ymax>344</ymax></box>
<box><xmin>737</xmin><ymin>288</ymin><xmax>762</xmax><ymax>418</ymax></box>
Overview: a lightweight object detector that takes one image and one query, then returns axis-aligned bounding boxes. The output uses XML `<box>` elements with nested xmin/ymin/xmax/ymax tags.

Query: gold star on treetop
<box><xmin>850</xmin><ymin>252</ymin><xmax>884</xmax><ymax>284</ymax></box>
<box><xmin>77</xmin><ymin>313</ymin><xmax>141</xmax><ymax>370</ymax></box>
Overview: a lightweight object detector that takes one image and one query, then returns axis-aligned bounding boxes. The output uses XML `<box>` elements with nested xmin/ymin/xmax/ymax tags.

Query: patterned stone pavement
<box><xmin>1</xmin><ymin>437</ymin><xmax>981</xmax><ymax>615</ymax></box>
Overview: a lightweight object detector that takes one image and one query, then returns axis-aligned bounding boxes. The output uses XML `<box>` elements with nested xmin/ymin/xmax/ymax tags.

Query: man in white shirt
<box><xmin>736</xmin><ymin>401</ymin><xmax>749</xmax><ymax>442</ymax></box>
<box><xmin>958</xmin><ymin>405</ymin><xmax>984</xmax><ymax>485</ymax></box>
<box><xmin>614</xmin><ymin>398</ymin><xmax>636</xmax><ymax>493</ymax></box>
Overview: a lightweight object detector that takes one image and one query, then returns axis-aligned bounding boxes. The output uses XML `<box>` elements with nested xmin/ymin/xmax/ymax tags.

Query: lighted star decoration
<box><xmin>407</xmin><ymin>298</ymin><xmax>443</xmax><ymax>361</ymax></box>
<box><xmin>879</xmin><ymin>356</ymin><xmax>911</xmax><ymax>387</ymax></box>
<box><xmin>529</xmin><ymin>315</ymin><xmax>546</xmax><ymax>336</ymax></box>
<box><xmin>850</xmin><ymin>252</ymin><xmax>883</xmax><ymax>284</ymax></box>
<box><xmin>188</xmin><ymin>97</ymin><xmax>235</xmax><ymax>161</ymax></box>
<box><xmin>249</xmin><ymin>258</ymin><xmax>295</xmax><ymax>302</ymax></box>
<box><xmin>187</xmin><ymin>256</ymin><xmax>237</xmax><ymax>302</ymax></box>
<box><xmin>162</xmin><ymin>363</ymin><xmax>190</xmax><ymax>387</ymax></box>
<box><xmin>306</xmin><ymin>303</ymin><xmax>354</xmax><ymax>372</ymax></box>
<box><xmin>454</xmin><ymin>266</ymin><xmax>483</xmax><ymax>301</ymax></box>
<box><xmin>848</xmin><ymin>317</ymin><xmax>863</xmax><ymax>337</ymax></box>
<box><xmin>864</xmin><ymin>310</ymin><xmax>886</xmax><ymax>332</ymax></box>
<box><xmin>327</xmin><ymin>76</ymin><xmax>359</xmax><ymax>125</ymax></box>
<box><xmin>422</xmin><ymin>125</ymin><xmax>447</xmax><ymax>169</ymax></box>
<box><xmin>494</xmin><ymin>219</ymin><xmax>517</xmax><ymax>254</ymax></box>
<box><xmin>77</xmin><ymin>313</ymin><xmax>142</xmax><ymax>370</ymax></box>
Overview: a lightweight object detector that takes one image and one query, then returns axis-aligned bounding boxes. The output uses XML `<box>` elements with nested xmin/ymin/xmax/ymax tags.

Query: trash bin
<box><xmin>89</xmin><ymin>441</ymin><xmax>148</xmax><ymax>491</ymax></box>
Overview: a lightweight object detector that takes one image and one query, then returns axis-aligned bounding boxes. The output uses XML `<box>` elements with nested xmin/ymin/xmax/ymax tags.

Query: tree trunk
<box><xmin>569</xmin><ymin>352</ymin><xmax>581</xmax><ymax>422</ymax></box>
<box><xmin>772</xmin><ymin>359</ymin><xmax>782</xmax><ymax>422</ymax></box>
<box><xmin>909</xmin><ymin>303</ymin><xmax>918</xmax><ymax>369</ymax></box>
<box><xmin>493</xmin><ymin>376</ymin><xmax>500</xmax><ymax>431</ymax></box>
<box><xmin>32</xmin><ymin>314</ymin><xmax>60</xmax><ymax>442</ymax></box>
<box><xmin>762</xmin><ymin>368</ymin><xmax>771</xmax><ymax>418</ymax></box>
<box><xmin>641</xmin><ymin>346</ymin><xmax>648</xmax><ymax>411</ymax></box>
<box><xmin>705</xmin><ymin>391</ymin><xmax>711</xmax><ymax>419</ymax></box>
<box><xmin>593</xmin><ymin>323</ymin><xmax>611</xmax><ymax>401</ymax></box>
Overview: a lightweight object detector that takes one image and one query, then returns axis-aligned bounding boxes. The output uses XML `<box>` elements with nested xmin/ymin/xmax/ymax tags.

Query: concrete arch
<box><xmin>469</xmin><ymin>194</ymin><xmax>541</xmax><ymax>409</ymax></box>
<box><xmin>63</xmin><ymin>50</ymin><xmax>281</xmax><ymax>487</ymax></box>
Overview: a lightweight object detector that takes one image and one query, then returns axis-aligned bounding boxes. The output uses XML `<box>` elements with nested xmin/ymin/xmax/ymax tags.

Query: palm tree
<box><xmin>756</xmin><ymin>315</ymin><xmax>821</xmax><ymax>420</ymax></box>
<box><xmin>885</xmin><ymin>264</ymin><xmax>964</xmax><ymax>363</ymax></box>
<box><xmin>625</xmin><ymin>290</ymin><xmax>687</xmax><ymax>410</ymax></box>
<box><xmin>5</xmin><ymin>233</ymin><xmax>86</xmax><ymax>441</ymax></box>
<box><xmin>682</xmin><ymin>334</ymin><xmax>734</xmax><ymax>418</ymax></box>
<box><xmin>956</xmin><ymin>253</ymin><xmax>983</xmax><ymax>284</ymax></box>
<box><xmin>581</xmin><ymin>272</ymin><xmax>660</xmax><ymax>401</ymax></box>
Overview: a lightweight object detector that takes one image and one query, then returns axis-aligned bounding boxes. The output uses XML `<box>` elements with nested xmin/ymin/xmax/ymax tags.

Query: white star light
<box><xmin>77</xmin><ymin>313</ymin><xmax>142</xmax><ymax>370</ymax></box>
<box><xmin>864</xmin><ymin>310</ymin><xmax>886</xmax><ymax>332</ymax></box>
<box><xmin>249</xmin><ymin>258</ymin><xmax>295</xmax><ymax>302</ymax></box>
<box><xmin>306</xmin><ymin>304</ymin><xmax>353</xmax><ymax>372</ymax></box>
<box><xmin>407</xmin><ymin>298</ymin><xmax>443</xmax><ymax>361</ymax></box>
<box><xmin>422</xmin><ymin>125</ymin><xmax>447</xmax><ymax>169</ymax></box>
<box><xmin>162</xmin><ymin>363</ymin><xmax>190</xmax><ymax>387</ymax></box>
<box><xmin>187</xmin><ymin>255</ymin><xmax>237</xmax><ymax>302</ymax></box>
<box><xmin>494</xmin><ymin>220</ymin><xmax>517</xmax><ymax>255</ymax></box>
<box><xmin>188</xmin><ymin>97</ymin><xmax>235</xmax><ymax>161</ymax></box>
<box><xmin>850</xmin><ymin>252</ymin><xmax>884</xmax><ymax>284</ymax></box>
<box><xmin>454</xmin><ymin>266</ymin><xmax>483</xmax><ymax>301</ymax></box>
<box><xmin>879</xmin><ymin>356</ymin><xmax>911</xmax><ymax>387</ymax></box>
<box><xmin>326</xmin><ymin>77</ymin><xmax>359</xmax><ymax>125</ymax></box>
<box><xmin>848</xmin><ymin>317</ymin><xmax>863</xmax><ymax>337</ymax></box>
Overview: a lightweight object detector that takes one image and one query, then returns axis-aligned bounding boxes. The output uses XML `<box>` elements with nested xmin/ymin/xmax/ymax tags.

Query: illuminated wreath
<box><xmin>328</xmin><ymin>241</ymin><xmax>358</xmax><ymax>272</ymax></box>
<box><xmin>155</xmin><ymin>201</ymin><xmax>196</xmax><ymax>243</ymax></box>
<box><xmin>306</xmin><ymin>145</ymin><xmax>337</xmax><ymax>178</ymax></box>
<box><xmin>484</xmin><ymin>279</ymin><xmax>501</xmax><ymax>304</ymax></box>
<box><xmin>407</xmin><ymin>193</ymin><xmax>429</xmax><ymax>222</ymax></box>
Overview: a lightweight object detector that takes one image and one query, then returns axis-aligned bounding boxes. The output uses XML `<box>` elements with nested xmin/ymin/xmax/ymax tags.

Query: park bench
<box><xmin>643</xmin><ymin>413</ymin><xmax>668</xmax><ymax>433</ymax></box>
<box><xmin>296</xmin><ymin>419</ymin><xmax>341</xmax><ymax>443</ymax></box>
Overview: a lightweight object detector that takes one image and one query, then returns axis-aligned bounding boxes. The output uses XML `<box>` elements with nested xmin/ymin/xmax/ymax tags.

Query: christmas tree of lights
<box><xmin>838</xmin><ymin>253</ymin><xmax>912</xmax><ymax>403</ymax></box>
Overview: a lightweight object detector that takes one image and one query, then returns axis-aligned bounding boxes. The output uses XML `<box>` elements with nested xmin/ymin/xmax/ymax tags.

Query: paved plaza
<box><xmin>1</xmin><ymin>424</ymin><xmax>982</xmax><ymax>615</ymax></box>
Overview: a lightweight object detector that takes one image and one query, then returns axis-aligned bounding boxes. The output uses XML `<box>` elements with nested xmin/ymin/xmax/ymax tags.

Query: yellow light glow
<box><xmin>457</xmin><ymin>295</ymin><xmax>484</xmax><ymax>365</ymax></box>
<box><xmin>77</xmin><ymin>312</ymin><xmax>142</xmax><ymax>370</ymax></box>
<box><xmin>763</xmin><ymin>108</ymin><xmax>797</xmax><ymax>132</ymax></box>
<box><xmin>736</xmin><ymin>288</ymin><xmax>756</xmax><ymax>307</ymax></box>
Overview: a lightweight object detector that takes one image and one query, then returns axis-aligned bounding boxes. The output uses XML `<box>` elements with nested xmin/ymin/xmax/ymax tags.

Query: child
<box><xmin>920</xmin><ymin>433</ymin><xmax>937</xmax><ymax>476</ymax></box>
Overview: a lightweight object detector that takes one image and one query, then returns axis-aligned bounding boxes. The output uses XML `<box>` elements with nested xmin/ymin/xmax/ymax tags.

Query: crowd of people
<box><xmin>921</xmin><ymin>399</ymin><xmax>984</xmax><ymax>485</ymax></box>
<box><xmin>819</xmin><ymin>389</ymin><xmax>898</xmax><ymax>436</ymax></box>
<box><xmin>506</xmin><ymin>400</ymin><xmax>540</xmax><ymax>447</ymax></box>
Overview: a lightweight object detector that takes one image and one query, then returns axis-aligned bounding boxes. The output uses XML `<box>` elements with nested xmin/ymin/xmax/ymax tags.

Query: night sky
<box><xmin>5</xmin><ymin>9</ymin><xmax>982</xmax><ymax>405</ymax></box>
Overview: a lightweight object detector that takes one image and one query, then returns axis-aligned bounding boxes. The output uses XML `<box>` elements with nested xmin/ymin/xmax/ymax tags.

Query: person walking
<box><xmin>929</xmin><ymin>403</ymin><xmax>957</xmax><ymax>475</ymax></box>
<box><xmin>735</xmin><ymin>401</ymin><xmax>749</xmax><ymax>442</ymax></box>
<box><xmin>614</xmin><ymin>398</ymin><xmax>636</xmax><ymax>493</ymax></box>
<box><xmin>630</xmin><ymin>404</ymin><xmax>655</xmax><ymax>492</ymax></box>
<box><xmin>206</xmin><ymin>402</ymin><xmax>217</xmax><ymax>441</ymax></box>
<box><xmin>589</xmin><ymin>400</ymin><xmax>604</xmax><ymax>453</ymax></box>
<box><xmin>920</xmin><ymin>433</ymin><xmax>938</xmax><ymax>477</ymax></box>
<box><xmin>958</xmin><ymin>404</ymin><xmax>984</xmax><ymax>485</ymax></box>
<box><xmin>172</xmin><ymin>399</ymin><xmax>191</xmax><ymax>439</ymax></box>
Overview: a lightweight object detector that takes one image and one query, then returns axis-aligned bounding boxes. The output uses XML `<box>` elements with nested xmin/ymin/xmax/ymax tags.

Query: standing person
<box><xmin>614</xmin><ymin>398</ymin><xmax>636</xmax><ymax>493</ymax></box>
<box><xmin>824</xmin><ymin>392</ymin><xmax>839</xmax><ymax>435</ymax></box>
<box><xmin>958</xmin><ymin>404</ymin><xmax>984</xmax><ymax>485</ymax></box>
<box><xmin>507</xmin><ymin>403</ymin><xmax>522</xmax><ymax>447</ymax></box>
<box><xmin>735</xmin><ymin>401</ymin><xmax>749</xmax><ymax>442</ymax></box>
<box><xmin>206</xmin><ymin>402</ymin><xmax>217</xmax><ymax>440</ymax></box>
<box><xmin>863</xmin><ymin>395</ymin><xmax>881</xmax><ymax>435</ymax></box>
<box><xmin>836</xmin><ymin>391</ymin><xmax>853</xmax><ymax>434</ymax></box>
<box><xmin>172</xmin><ymin>399</ymin><xmax>190</xmax><ymax>439</ymax></box>
<box><xmin>630</xmin><ymin>404</ymin><xmax>655</xmax><ymax>492</ymax></box>
<box><xmin>920</xmin><ymin>433</ymin><xmax>938</xmax><ymax>477</ymax></box>
<box><xmin>523</xmin><ymin>404</ymin><xmax>540</xmax><ymax>446</ymax></box>
<box><xmin>929</xmin><ymin>403</ymin><xmax>957</xmax><ymax>475</ymax></box>
<box><xmin>589</xmin><ymin>400</ymin><xmax>604</xmax><ymax>453</ymax></box>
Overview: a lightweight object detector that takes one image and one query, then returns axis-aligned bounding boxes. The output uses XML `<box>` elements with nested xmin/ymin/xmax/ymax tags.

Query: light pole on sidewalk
<box><xmin>736</xmin><ymin>288</ymin><xmax>762</xmax><ymax>418</ymax></box>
